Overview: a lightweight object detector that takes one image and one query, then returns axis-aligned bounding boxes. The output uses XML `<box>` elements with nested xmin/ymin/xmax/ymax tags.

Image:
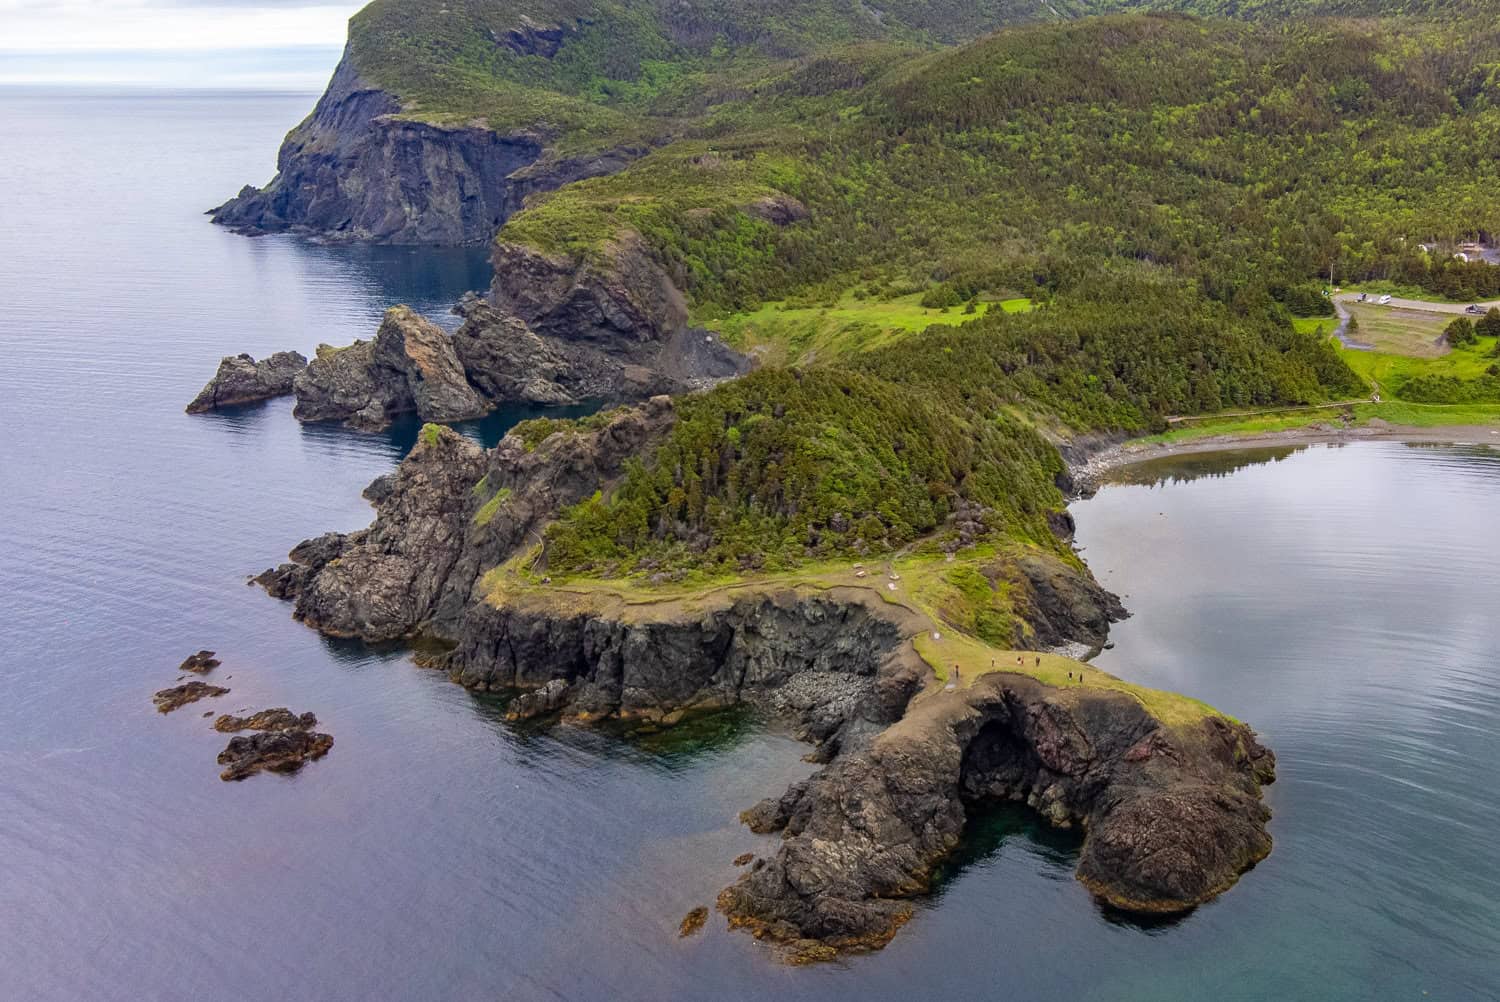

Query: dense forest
<box><xmin>504</xmin><ymin>13</ymin><xmax>1500</xmax><ymax>316</ymax></box>
<box><xmin>539</xmin><ymin>279</ymin><xmax>1362</xmax><ymax>574</ymax></box>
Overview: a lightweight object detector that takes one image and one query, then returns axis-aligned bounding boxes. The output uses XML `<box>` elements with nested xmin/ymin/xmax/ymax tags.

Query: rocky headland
<box><xmin>210</xmin><ymin>54</ymin><xmax>637</xmax><ymax>246</ymax></box>
<box><xmin>250</xmin><ymin>408</ymin><xmax>1277</xmax><ymax>957</ymax></box>
<box><xmin>186</xmin><ymin>352</ymin><xmax>307</xmax><ymax>414</ymax></box>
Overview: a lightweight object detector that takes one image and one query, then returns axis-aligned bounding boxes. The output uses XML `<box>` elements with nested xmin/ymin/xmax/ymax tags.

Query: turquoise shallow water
<box><xmin>1</xmin><ymin>89</ymin><xmax>1497</xmax><ymax>1001</ymax></box>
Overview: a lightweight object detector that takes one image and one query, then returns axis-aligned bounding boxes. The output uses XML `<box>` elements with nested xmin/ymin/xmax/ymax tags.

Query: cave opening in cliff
<box><xmin>937</xmin><ymin>718</ymin><xmax>1084</xmax><ymax>886</ymax></box>
<box><xmin>959</xmin><ymin>718</ymin><xmax>1039</xmax><ymax>805</ymax></box>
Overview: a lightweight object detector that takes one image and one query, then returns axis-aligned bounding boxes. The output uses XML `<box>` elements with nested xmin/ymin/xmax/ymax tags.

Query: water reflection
<box><xmin>932</xmin><ymin>801</ymin><xmax>1082</xmax><ymax>890</ymax></box>
<box><xmin>1105</xmin><ymin>445</ymin><xmax>1306</xmax><ymax>487</ymax></box>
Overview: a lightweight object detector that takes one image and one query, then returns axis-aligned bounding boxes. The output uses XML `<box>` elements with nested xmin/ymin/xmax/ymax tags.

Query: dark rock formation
<box><xmin>257</xmin><ymin>397</ymin><xmax>677</xmax><ymax>641</ymax></box>
<box><xmin>450</xmin><ymin>588</ymin><xmax>926</xmax><ymax>740</ymax></box>
<box><xmin>251</xmin><ymin>373</ymin><xmax>1273</xmax><ymax>952</ymax></box>
<box><xmin>153</xmin><ymin>681</ymin><xmax>229</xmax><ymax>713</ymax></box>
<box><xmin>217</xmin><ymin>728</ymin><xmax>333</xmax><ymax>781</ymax></box>
<box><xmin>293</xmin><ymin>305</ymin><xmax>487</xmax><ymax>430</ymax></box>
<box><xmin>486</xmin><ymin>234</ymin><xmax>751</xmax><ymax>400</ymax></box>
<box><xmin>210</xmin><ymin>52</ymin><xmax>636</xmax><ymax>246</ymax></box>
<box><xmin>1009</xmin><ymin>553</ymin><xmax>1127</xmax><ymax>650</ymax></box>
<box><xmin>718</xmin><ymin>673</ymin><xmax>1275</xmax><ymax>955</ymax></box>
<box><xmin>451</xmin><ymin>299</ymin><xmax>582</xmax><ymax>405</ymax></box>
<box><xmin>186</xmin><ymin>352</ymin><xmax>307</xmax><ymax>413</ymax></box>
<box><xmin>213</xmin><ymin>708</ymin><xmax>318</xmax><ymax>733</ymax></box>
<box><xmin>177</xmin><ymin>650</ymin><xmax>221</xmax><ymax>674</ymax></box>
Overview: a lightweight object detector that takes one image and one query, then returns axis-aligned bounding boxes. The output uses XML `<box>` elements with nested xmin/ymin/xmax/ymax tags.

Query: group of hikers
<box><xmin>944</xmin><ymin>654</ymin><xmax>1088</xmax><ymax>691</ymax></box>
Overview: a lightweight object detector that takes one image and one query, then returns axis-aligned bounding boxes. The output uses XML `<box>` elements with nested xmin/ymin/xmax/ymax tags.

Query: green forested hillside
<box><xmin>336</xmin><ymin>0</ymin><xmax>1500</xmax><ymax>575</ymax></box>
<box><xmin>504</xmin><ymin>13</ymin><xmax>1500</xmax><ymax>313</ymax></box>
<box><xmin>540</xmin><ymin>279</ymin><xmax>1363</xmax><ymax>574</ymax></box>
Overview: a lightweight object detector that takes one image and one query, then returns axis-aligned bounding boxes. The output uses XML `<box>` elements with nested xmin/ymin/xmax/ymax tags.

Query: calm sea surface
<box><xmin>1</xmin><ymin>89</ymin><xmax>1497</xmax><ymax>1001</ymax></box>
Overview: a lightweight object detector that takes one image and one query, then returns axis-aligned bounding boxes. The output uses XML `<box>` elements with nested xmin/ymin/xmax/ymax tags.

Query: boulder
<box><xmin>177</xmin><ymin>650</ymin><xmax>221</xmax><ymax>674</ymax></box>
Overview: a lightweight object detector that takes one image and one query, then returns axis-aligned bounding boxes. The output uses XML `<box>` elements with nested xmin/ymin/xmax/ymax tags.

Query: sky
<box><xmin>0</xmin><ymin>0</ymin><xmax>366</xmax><ymax>88</ymax></box>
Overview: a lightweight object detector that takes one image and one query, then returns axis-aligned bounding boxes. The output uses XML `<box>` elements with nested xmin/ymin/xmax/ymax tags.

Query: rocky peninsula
<box><xmin>251</xmin><ymin>405</ymin><xmax>1277</xmax><ymax>958</ymax></box>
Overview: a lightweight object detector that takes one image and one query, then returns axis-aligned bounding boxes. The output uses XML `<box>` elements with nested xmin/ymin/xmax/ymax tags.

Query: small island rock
<box><xmin>177</xmin><ymin>650</ymin><xmax>221</xmax><ymax>674</ymax></box>
<box><xmin>217</xmin><ymin>728</ymin><xmax>333</xmax><ymax>781</ymax></box>
<box><xmin>292</xmin><ymin>305</ymin><xmax>487</xmax><ymax>430</ymax></box>
<box><xmin>213</xmin><ymin>708</ymin><xmax>318</xmax><ymax>733</ymax></box>
<box><xmin>153</xmin><ymin>681</ymin><xmax>229</xmax><ymax>713</ymax></box>
<box><xmin>185</xmin><ymin>352</ymin><xmax>307</xmax><ymax>413</ymax></box>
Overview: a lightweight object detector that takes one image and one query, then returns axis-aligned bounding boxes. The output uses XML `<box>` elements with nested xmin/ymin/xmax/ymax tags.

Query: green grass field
<box><xmin>1139</xmin><ymin>401</ymin><xmax>1500</xmax><ymax>445</ymax></box>
<box><xmin>1341</xmin><ymin>302</ymin><xmax>1451</xmax><ymax>356</ymax></box>
<box><xmin>709</xmin><ymin>293</ymin><xmax>1032</xmax><ymax>365</ymax></box>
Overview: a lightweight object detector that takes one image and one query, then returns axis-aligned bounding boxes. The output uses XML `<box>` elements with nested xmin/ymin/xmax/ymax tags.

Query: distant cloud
<box><xmin>0</xmin><ymin>1</ymin><xmax>364</xmax><ymax>54</ymax></box>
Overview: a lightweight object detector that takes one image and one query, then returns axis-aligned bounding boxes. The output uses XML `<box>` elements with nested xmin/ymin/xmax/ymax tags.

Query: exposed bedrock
<box><xmin>255</xmin><ymin>397</ymin><xmax>677</xmax><ymax>640</ymax></box>
<box><xmin>293</xmin><ymin>304</ymin><xmax>487</xmax><ymax>430</ymax></box>
<box><xmin>486</xmin><ymin>233</ymin><xmax>752</xmax><ymax>398</ymax></box>
<box><xmin>718</xmin><ymin>673</ymin><xmax>1276</xmax><ymax>953</ymax></box>
<box><xmin>448</xmin><ymin>588</ymin><xmax>929</xmax><ymax>744</ymax></box>
<box><xmin>210</xmin><ymin>53</ymin><xmax>637</xmax><ymax>245</ymax></box>
<box><xmin>185</xmin><ymin>352</ymin><xmax>307</xmax><ymax>414</ymax></box>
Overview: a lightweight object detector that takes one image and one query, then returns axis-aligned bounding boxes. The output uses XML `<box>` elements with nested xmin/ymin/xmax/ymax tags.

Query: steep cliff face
<box><xmin>484</xmin><ymin>231</ymin><xmax>750</xmax><ymax>394</ymax></box>
<box><xmin>210</xmin><ymin>53</ymin><xmax>632</xmax><ymax>245</ymax></box>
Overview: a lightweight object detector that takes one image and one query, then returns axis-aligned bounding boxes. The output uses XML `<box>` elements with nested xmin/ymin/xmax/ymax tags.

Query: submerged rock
<box><xmin>177</xmin><ymin>650</ymin><xmax>221</xmax><ymax>674</ymax></box>
<box><xmin>678</xmin><ymin>906</ymin><xmax>709</xmax><ymax>938</ymax></box>
<box><xmin>153</xmin><ymin>681</ymin><xmax>229</xmax><ymax>713</ymax></box>
<box><xmin>293</xmin><ymin>305</ymin><xmax>487</xmax><ymax>430</ymax></box>
<box><xmin>213</xmin><ymin>708</ymin><xmax>318</xmax><ymax>733</ymax></box>
<box><xmin>186</xmin><ymin>352</ymin><xmax>307</xmax><ymax>413</ymax></box>
<box><xmin>217</xmin><ymin>728</ymin><xmax>333</xmax><ymax>781</ymax></box>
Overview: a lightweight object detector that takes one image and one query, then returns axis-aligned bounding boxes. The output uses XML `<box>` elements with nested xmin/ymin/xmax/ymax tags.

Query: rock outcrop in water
<box><xmin>217</xmin><ymin>727</ymin><xmax>334</xmax><ymax>781</ymax></box>
<box><xmin>213</xmin><ymin>708</ymin><xmax>318</xmax><ymax>733</ymax></box>
<box><xmin>154</xmin><ymin>681</ymin><xmax>229</xmax><ymax>713</ymax></box>
<box><xmin>177</xmin><ymin>650</ymin><xmax>222</xmax><ymax>674</ymax></box>
<box><xmin>718</xmin><ymin>673</ymin><xmax>1275</xmax><ymax>953</ymax></box>
<box><xmin>210</xmin><ymin>54</ymin><xmax>636</xmax><ymax>246</ymax></box>
<box><xmin>186</xmin><ymin>352</ymin><xmax>307</xmax><ymax>413</ymax></box>
<box><xmin>293</xmin><ymin>305</ymin><xmax>487</xmax><ymax>430</ymax></box>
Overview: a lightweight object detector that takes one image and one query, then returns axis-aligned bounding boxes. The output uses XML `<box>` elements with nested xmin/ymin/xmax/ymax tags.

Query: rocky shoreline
<box><xmin>247</xmin><ymin>403</ymin><xmax>1278</xmax><ymax>959</ymax></box>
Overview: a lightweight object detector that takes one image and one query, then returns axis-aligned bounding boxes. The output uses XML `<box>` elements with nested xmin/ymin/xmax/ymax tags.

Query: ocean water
<box><xmin>1</xmin><ymin>88</ymin><xmax>1497</xmax><ymax>1001</ymax></box>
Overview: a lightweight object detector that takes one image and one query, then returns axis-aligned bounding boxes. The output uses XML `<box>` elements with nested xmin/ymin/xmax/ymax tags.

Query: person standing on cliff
<box><xmin>949</xmin><ymin>664</ymin><xmax>962</xmax><ymax>690</ymax></box>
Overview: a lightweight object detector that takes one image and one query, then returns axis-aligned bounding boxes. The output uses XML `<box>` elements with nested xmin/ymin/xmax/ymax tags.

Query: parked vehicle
<box><xmin>1466</xmin><ymin>304</ymin><xmax>1484</xmax><ymax>315</ymax></box>
<box><xmin>1378</xmin><ymin>294</ymin><xmax>1392</xmax><ymax>305</ymax></box>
